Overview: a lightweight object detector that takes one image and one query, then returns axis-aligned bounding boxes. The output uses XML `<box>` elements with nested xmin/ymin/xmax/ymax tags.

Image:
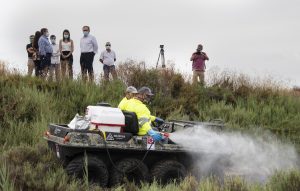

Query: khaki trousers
<box><xmin>49</xmin><ymin>64</ymin><xmax>61</xmax><ymax>82</ymax></box>
<box><xmin>193</xmin><ymin>70</ymin><xmax>205</xmax><ymax>85</ymax></box>
<box><xmin>27</xmin><ymin>58</ymin><xmax>35</xmax><ymax>76</ymax></box>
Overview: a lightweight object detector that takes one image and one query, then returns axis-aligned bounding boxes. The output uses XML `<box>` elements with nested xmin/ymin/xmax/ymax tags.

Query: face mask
<box><xmin>83</xmin><ymin>31</ymin><xmax>89</xmax><ymax>37</ymax></box>
<box><xmin>106</xmin><ymin>46</ymin><xmax>111</xmax><ymax>50</ymax></box>
<box><xmin>51</xmin><ymin>39</ymin><xmax>56</xmax><ymax>44</ymax></box>
<box><xmin>64</xmin><ymin>34</ymin><xmax>69</xmax><ymax>39</ymax></box>
<box><xmin>143</xmin><ymin>94</ymin><xmax>152</xmax><ymax>104</ymax></box>
<box><xmin>45</xmin><ymin>32</ymin><xmax>49</xmax><ymax>37</ymax></box>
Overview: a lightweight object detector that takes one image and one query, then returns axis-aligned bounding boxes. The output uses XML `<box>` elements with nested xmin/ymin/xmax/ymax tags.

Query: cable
<box><xmin>104</xmin><ymin>138</ymin><xmax>154</xmax><ymax>174</ymax></box>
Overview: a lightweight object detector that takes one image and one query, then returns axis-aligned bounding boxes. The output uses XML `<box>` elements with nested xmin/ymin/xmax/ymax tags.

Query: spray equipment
<box><xmin>156</xmin><ymin>45</ymin><xmax>166</xmax><ymax>69</ymax></box>
<box><xmin>161</xmin><ymin>132</ymin><xmax>170</xmax><ymax>139</ymax></box>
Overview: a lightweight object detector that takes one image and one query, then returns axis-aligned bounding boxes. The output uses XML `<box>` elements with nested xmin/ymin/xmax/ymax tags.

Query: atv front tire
<box><xmin>151</xmin><ymin>160</ymin><xmax>187</xmax><ymax>185</ymax></box>
<box><xmin>110</xmin><ymin>158</ymin><xmax>149</xmax><ymax>187</ymax></box>
<box><xmin>66</xmin><ymin>154</ymin><xmax>109</xmax><ymax>187</ymax></box>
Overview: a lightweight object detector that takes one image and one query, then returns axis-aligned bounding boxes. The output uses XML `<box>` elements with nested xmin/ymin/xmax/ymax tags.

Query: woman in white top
<box><xmin>59</xmin><ymin>29</ymin><xmax>74</xmax><ymax>79</ymax></box>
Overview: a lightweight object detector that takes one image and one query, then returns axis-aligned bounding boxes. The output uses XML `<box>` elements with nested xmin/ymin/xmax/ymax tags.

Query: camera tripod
<box><xmin>156</xmin><ymin>45</ymin><xmax>166</xmax><ymax>69</ymax></box>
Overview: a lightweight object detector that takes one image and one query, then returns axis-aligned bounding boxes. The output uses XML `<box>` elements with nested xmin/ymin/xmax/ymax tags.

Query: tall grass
<box><xmin>0</xmin><ymin>60</ymin><xmax>299</xmax><ymax>190</ymax></box>
<box><xmin>0</xmin><ymin>161</ymin><xmax>14</xmax><ymax>191</ymax></box>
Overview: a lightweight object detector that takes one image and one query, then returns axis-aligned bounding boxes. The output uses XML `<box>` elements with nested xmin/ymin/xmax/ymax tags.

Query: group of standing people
<box><xmin>26</xmin><ymin>26</ymin><xmax>209</xmax><ymax>84</ymax></box>
<box><xmin>26</xmin><ymin>26</ymin><xmax>117</xmax><ymax>82</ymax></box>
<box><xmin>26</xmin><ymin>28</ymin><xmax>74</xmax><ymax>81</ymax></box>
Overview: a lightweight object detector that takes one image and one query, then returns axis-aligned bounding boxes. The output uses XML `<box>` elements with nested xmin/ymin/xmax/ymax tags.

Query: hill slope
<box><xmin>0</xmin><ymin>61</ymin><xmax>300</xmax><ymax>190</ymax></box>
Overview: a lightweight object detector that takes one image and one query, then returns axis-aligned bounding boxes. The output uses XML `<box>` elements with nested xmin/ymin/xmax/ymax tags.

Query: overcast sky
<box><xmin>0</xmin><ymin>0</ymin><xmax>299</xmax><ymax>86</ymax></box>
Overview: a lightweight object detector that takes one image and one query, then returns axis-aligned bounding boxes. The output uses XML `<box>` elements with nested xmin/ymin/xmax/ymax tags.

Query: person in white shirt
<box><xmin>49</xmin><ymin>35</ymin><xmax>60</xmax><ymax>81</ymax></box>
<box><xmin>80</xmin><ymin>26</ymin><xmax>98</xmax><ymax>82</ymax></box>
<box><xmin>99</xmin><ymin>42</ymin><xmax>117</xmax><ymax>81</ymax></box>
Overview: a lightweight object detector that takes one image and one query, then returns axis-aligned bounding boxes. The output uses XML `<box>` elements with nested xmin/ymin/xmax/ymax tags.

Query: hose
<box><xmin>104</xmin><ymin>138</ymin><xmax>154</xmax><ymax>174</ymax></box>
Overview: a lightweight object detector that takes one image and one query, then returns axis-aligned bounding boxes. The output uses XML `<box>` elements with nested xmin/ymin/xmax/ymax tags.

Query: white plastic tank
<box><xmin>86</xmin><ymin>106</ymin><xmax>125</xmax><ymax>133</ymax></box>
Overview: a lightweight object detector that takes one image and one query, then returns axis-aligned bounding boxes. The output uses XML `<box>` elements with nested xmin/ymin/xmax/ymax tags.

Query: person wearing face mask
<box><xmin>99</xmin><ymin>42</ymin><xmax>117</xmax><ymax>81</ymax></box>
<box><xmin>49</xmin><ymin>35</ymin><xmax>60</xmax><ymax>81</ymax></box>
<box><xmin>190</xmin><ymin>44</ymin><xmax>209</xmax><ymax>85</ymax></box>
<box><xmin>38</xmin><ymin>28</ymin><xmax>53</xmax><ymax>78</ymax></box>
<box><xmin>26</xmin><ymin>35</ymin><xmax>35</xmax><ymax>76</ymax></box>
<box><xmin>80</xmin><ymin>26</ymin><xmax>98</xmax><ymax>82</ymax></box>
<box><xmin>123</xmin><ymin>87</ymin><xmax>165</xmax><ymax>142</ymax></box>
<box><xmin>59</xmin><ymin>29</ymin><xmax>74</xmax><ymax>79</ymax></box>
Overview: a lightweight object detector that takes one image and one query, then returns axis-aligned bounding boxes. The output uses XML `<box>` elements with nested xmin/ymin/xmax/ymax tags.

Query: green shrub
<box><xmin>0</xmin><ymin>61</ymin><xmax>300</xmax><ymax>190</ymax></box>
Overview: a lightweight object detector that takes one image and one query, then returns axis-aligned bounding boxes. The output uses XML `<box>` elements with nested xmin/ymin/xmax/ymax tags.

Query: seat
<box><xmin>96</xmin><ymin>102</ymin><xmax>111</xmax><ymax>107</ymax></box>
<box><xmin>122</xmin><ymin>111</ymin><xmax>139</xmax><ymax>134</ymax></box>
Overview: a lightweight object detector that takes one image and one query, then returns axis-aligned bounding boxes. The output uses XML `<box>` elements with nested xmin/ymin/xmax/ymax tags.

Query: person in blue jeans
<box><xmin>99</xmin><ymin>42</ymin><xmax>117</xmax><ymax>81</ymax></box>
<box><xmin>38</xmin><ymin>28</ymin><xmax>53</xmax><ymax>79</ymax></box>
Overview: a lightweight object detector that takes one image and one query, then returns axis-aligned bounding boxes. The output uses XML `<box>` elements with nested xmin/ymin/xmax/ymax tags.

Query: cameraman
<box><xmin>190</xmin><ymin>44</ymin><xmax>209</xmax><ymax>85</ymax></box>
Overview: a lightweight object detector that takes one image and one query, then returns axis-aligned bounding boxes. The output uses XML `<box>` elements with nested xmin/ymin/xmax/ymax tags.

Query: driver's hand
<box><xmin>154</xmin><ymin>117</ymin><xmax>164</xmax><ymax>125</ymax></box>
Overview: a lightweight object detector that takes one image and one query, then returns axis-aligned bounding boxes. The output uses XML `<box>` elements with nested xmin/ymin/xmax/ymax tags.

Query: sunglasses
<box><xmin>83</xmin><ymin>30</ymin><xmax>89</xmax><ymax>32</ymax></box>
<box><xmin>106</xmin><ymin>45</ymin><xmax>111</xmax><ymax>47</ymax></box>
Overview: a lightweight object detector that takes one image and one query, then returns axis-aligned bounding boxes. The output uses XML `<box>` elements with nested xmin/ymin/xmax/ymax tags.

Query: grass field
<box><xmin>0</xmin><ymin>60</ymin><xmax>299</xmax><ymax>190</ymax></box>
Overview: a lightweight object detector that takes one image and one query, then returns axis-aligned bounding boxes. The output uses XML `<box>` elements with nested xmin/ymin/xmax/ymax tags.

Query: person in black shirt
<box><xmin>26</xmin><ymin>35</ymin><xmax>35</xmax><ymax>76</ymax></box>
<box><xmin>32</xmin><ymin>31</ymin><xmax>42</xmax><ymax>77</ymax></box>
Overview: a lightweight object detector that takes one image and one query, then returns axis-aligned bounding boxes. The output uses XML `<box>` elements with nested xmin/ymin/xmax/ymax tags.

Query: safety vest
<box><xmin>123</xmin><ymin>98</ymin><xmax>152</xmax><ymax>135</ymax></box>
<box><xmin>118</xmin><ymin>97</ymin><xmax>129</xmax><ymax>110</ymax></box>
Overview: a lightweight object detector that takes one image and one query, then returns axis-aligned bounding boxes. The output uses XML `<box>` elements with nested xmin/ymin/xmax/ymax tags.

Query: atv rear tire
<box><xmin>151</xmin><ymin>160</ymin><xmax>187</xmax><ymax>185</ymax></box>
<box><xmin>110</xmin><ymin>158</ymin><xmax>149</xmax><ymax>187</ymax></box>
<box><xmin>66</xmin><ymin>154</ymin><xmax>109</xmax><ymax>187</ymax></box>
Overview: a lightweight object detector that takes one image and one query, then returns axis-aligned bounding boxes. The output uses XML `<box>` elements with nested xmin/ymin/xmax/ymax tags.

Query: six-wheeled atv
<box><xmin>44</xmin><ymin>107</ymin><xmax>225</xmax><ymax>187</ymax></box>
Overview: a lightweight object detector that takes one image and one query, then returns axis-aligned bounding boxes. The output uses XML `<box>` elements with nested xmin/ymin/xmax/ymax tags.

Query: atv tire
<box><xmin>66</xmin><ymin>154</ymin><xmax>109</xmax><ymax>187</ymax></box>
<box><xmin>151</xmin><ymin>160</ymin><xmax>187</xmax><ymax>185</ymax></box>
<box><xmin>110</xmin><ymin>158</ymin><xmax>149</xmax><ymax>187</ymax></box>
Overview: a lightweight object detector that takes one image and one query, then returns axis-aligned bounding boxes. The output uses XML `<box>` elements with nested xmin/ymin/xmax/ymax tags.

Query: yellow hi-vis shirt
<box><xmin>150</xmin><ymin>115</ymin><xmax>156</xmax><ymax>122</ymax></box>
<box><xmin>118</xmin><ymin>97</ymin><xmax>156</xmax><ymax>122</ymax></box>
<box><xmin>118</xmin><ymin>97</ymin><xmax>129</xmax><ymax>110</ymax></box>
<box><xmin>123</xmin><ymin>98</ymin><xmax>152</xmax><ymax>135</ymax></box>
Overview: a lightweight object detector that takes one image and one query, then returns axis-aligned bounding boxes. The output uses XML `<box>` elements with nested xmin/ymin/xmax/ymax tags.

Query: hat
<box><xmin>138</xmin><ymin>86</ymin><xmax>154</xmax><ymax>96</ymax></box>
<box><xmin>126</xmin><ymin>86</ymin><xmax>138</xmax><ymax>93</ymax></box>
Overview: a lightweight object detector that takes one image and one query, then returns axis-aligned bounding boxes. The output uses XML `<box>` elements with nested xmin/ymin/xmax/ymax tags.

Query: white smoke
<box><xmin>170</xmin><ymin>125</ymin><xmax>299</xmax><ymax>182</ymax></box>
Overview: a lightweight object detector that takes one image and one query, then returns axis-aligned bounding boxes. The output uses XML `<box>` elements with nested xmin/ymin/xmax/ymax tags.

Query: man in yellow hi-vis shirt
<box><xmin>118</xmin><ymin>86</ymin><xmax>138</xmax><ymax>110</ymax></box>
<box><xmin>124</xmin><ymin>87</ymin><xmax>164</xmax><ymax>141</ymax></box>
